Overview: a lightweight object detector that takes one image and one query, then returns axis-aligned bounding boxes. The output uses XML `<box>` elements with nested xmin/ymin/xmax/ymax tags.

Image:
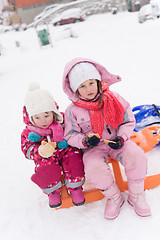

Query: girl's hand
<box><xmin>83</xmin><ymin>134</ymin><xmax>100</xmax><ymax>148</ymax></box>
<box><xmin>57</xmin><ymin>139</ymin><xmax>68</xmax><ymax>149</ymax></box>
<box><xmin>108</xmin><ymin>136</ymin><xmax>124</xmax><ymax>150</ymax></box>
<box><xmin>28</xmin><ymin>132</ymin><xmax>41</xmax><ymax>142</ymax></box>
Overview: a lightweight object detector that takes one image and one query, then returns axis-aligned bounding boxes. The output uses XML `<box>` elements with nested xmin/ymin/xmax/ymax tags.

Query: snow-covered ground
<box><xmin>0</xmin><ymin>11</ymin><xmax>160</xmax><ymax>240</ymax></box>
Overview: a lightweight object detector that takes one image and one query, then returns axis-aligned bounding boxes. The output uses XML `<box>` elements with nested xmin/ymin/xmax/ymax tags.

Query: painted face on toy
<box><xmin>32</xmin><ymin>111</ymin><xmax>53</xmax><ymax>128</ymax></box>
<box><xmin>77</xmin><ymin>79</ymin><xmax>98</xmax><ymax>100</ymax></box>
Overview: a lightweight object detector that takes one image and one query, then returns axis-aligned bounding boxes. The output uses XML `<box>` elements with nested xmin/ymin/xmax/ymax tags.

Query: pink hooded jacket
<box><xmin>21</xmin><ymin>106</ymin><xmax>64</xmax><ymax>164</ymax></box>
<box><xmin>62</xmin><ymin>58</ymin><xmax>135</xmax><ymax>149</ymax></box>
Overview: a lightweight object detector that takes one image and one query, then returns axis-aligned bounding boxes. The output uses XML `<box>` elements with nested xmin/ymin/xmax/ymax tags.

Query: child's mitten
<box><xmin>28</xmin><ymin>132</ymin><xmax>41</xmax><ymax>142</ymax></box>
<box><xmin>83</xmin><ymin>133</ymin><xmax>100</xmax><ymax>148</ymax></box>
<box><xmin>57</xmin><ymin>139</ymin><xmax>68</xmax><ymax>149</ymax></box>
<box><xmin>108</xmin><ymin>136</ymin><xmax>124</xmax><ymax>150</ymax></box>
<box><xmin>38</xmin><ymin>141</ymin><xmax>57</xmax><ymax>158</ymax></box>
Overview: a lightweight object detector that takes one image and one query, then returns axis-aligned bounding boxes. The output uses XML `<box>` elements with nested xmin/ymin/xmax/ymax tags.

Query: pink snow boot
<box><xmin>128</xmin><ymin>180</ymin><xmax>151</xmax><ymax>217</ymax></box>
<box><xmin>70</xmin><ymin>188</ymin><xmax>85</xmax><ymax>206</ymax></box>
<box><xmin>48</xmin><ymin>191</ymin><xmax>62</xmax><ymax>208</ymax></box>
<box><xmin>103</xmin><ymin>184</ymin><xmax>124</xmax><ymax>220</ymax></box>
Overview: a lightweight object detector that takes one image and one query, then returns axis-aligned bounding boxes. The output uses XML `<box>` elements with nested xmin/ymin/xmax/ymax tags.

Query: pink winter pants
<box><xmin>83</xmin><ymin>140</ymin><xmax>147</xmax><ymax>190</ymax></box>
<box><xmin>31</xmin><ymin>147</ymin><xmax>84</xmax><ymax>193</ymax></box>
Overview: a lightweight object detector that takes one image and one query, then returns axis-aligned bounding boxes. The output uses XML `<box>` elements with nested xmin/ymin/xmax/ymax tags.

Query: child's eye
<box><xmin>35</xmin><ymin>117</ymin><xmax>39</xmax><ymax>120</ymax></box>
<box><xmin>90</xmin><ymin>81</ymin><xmax>95</xmax><ymax>85</ymax></box>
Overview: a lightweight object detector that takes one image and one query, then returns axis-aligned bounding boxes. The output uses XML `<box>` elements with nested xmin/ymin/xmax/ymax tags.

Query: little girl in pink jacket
<box><xmin>62</xmin><ymin>57</ymin><xmax>151</xmax><ymax>219</ymax></box>
<box><xmin>21</xmin><ymin>83</ymin><xmax>85</xmax><ymax>208</ymax></box>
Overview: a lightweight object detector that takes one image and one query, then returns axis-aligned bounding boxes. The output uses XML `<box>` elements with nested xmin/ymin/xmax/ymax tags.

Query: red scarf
<box><xmin>73</xmin><ymin>82</ymin><xmax>124</xmax><ymax>138</ymax></box>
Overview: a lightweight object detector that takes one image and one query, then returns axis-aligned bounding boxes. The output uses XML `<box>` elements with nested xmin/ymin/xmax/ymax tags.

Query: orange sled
<box><xmin>56</xmin><ymin>126</ymin><xmax>160</xmax><ymax>210</ymax></box>
<box><xmin>130</xmin><ymin>126</ymin><xmax>160</xmax><ymax>153</ymax></box>
<box><xmin>57</xmin><ymin>177</ymin><xmax>104</xmax><ymax>210</ymax></box>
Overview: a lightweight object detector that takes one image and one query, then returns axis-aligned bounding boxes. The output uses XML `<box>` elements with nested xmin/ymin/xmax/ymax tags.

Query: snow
<box><xmin>0</xmin><ymin>11</ymin><xmax>160</xmax><ymax>240</ymax></box>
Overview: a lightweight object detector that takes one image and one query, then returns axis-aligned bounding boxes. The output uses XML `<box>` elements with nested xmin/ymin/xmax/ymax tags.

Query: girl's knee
<box><xmin>63</xmin><ymin>152</ymin><xmax>84</xmax><ymax>178</ymax></box>
<box><xmin>121</xmin><ymin>143</ymin><xmax>147</xmax><ymax>179</ymax></box>
<box><xmin>85</xmin><ymin>162</ymin><xmax>114</xmax><ymax>190</ymax></box>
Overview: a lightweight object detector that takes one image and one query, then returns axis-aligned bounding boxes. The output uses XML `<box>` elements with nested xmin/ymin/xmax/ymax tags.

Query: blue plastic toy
<box><xmin>132</xmin><ymin>104</ymin><xmax>160</xmax><ymax>132</ymax></box>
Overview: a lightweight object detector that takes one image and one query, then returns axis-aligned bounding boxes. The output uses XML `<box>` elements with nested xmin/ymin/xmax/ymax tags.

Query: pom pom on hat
<box><xmin>25</xmin><ymin>82</ymin><xmax>63</xmax><ymax>123</ymax></box>
<box><xmin>68</xmin><ymin>62</ymin><xmax>101</xmax><ymax>92</ymax></box>
<box><xmin>28</xmin><ymin>82</ymin><xmax>40</xmax><ymax>91</ymax></box>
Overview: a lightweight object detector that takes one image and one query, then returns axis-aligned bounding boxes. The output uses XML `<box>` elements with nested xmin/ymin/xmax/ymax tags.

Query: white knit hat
<box><xmin>68</xmin><ymin>62</ymin><xmax>101</xmax><ymax>92</ymax></box>
<box><xmin>25</xmin><ymin>82</ymin><xmax>63</xmax><ymax>123</ymax></box>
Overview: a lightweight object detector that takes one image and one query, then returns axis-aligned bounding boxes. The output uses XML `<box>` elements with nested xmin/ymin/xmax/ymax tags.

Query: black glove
<box><xmin>83</xmin><ymin>135</ymin><xmax>100</xmax><ymax>148</ymax></box>
<box><xmin>108</xmin><ymin>136</ymin><xmax>124</xmax><ymax>150</ymax></box>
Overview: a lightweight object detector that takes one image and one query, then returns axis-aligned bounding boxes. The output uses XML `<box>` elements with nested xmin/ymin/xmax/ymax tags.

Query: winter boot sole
<box><xmin>104</xmin><ymin>198</ymin><xmax>125</xmax><ymax>220</ymax></box>
<box><xmin>72</xmin><ymin>199</ymin><xmax>85</xmax><ymax>206</ymax></box>
<box><xmin>49</xmin><ymin>201</ymin><xmax>62</xmax><ymax>209</ymax></box>
<box><xmin>127</xmin><ymin>199</ymin><xmax>151</xmax><ymax>217</ymax></box>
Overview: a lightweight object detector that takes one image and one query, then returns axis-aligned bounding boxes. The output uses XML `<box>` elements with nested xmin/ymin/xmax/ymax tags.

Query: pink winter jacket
<box><xmin>62</xmin><ymin>58</ymin><xmax>135</xmax><ymax>150</ymax></box>
<box><xmin>21</xmin><ymin>106</ymin><xmax>64</xmax><ymax>164</ymax></box>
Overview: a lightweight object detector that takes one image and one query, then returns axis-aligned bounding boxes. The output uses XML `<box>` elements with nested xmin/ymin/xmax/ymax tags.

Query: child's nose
<box><xmin>42</xmin><ymin>118</ymin><xmax>46</xmax><ymax>123</ymax></box>
<box><xmin>86</xmin><ymin>86</ymin><xmax>90</xmax><ymax>92</ymax></box>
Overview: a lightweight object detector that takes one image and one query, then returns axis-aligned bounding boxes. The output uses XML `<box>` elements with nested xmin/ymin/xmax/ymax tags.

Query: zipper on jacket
<box><xmin>102</xmin><ymin>109</ymin><xmax>112</xmax><ymax>134</ymax></box>
<box><xmin>106</xmin><ymin>124</ymin><xmax>111</xmax><ymax>134</ymax></box>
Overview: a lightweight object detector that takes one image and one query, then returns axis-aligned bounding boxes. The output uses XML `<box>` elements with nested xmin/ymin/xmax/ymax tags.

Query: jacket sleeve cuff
<box><xmin>78</xmin><ymin>136</ymin><xmax>88</xmax><ymax>149</ymax></box>
<box><xmin>120</xmin><ymin>133</ymin><xmax>128</xmax><ymax>141</ymax></box>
